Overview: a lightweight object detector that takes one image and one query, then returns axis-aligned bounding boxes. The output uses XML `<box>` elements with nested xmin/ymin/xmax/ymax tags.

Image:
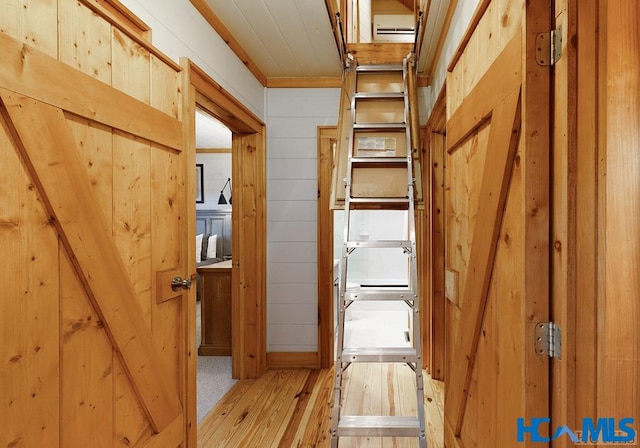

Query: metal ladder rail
<box><xmin>330</xmin><ymin>63</ymin><xmax>359</xmax><ymax>444</ymax></box>
<box><xmin>401</xmin><ymin>56</ymin><xmax>427</xmax><ymax>447</ymax></box>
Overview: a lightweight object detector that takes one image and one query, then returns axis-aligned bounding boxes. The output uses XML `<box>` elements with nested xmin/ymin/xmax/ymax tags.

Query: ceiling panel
<box><xmin>201</xmin><ymin>0</ymin><xmax>448</xmax><ymax>81</ymax></box>
<box><xmin>205</xmin><ymin>0</ymin><xmax>341</xmax><ymax>78</ymax></box>
<box><xmin>418</xmin><ymin>0</ymin><xmax>449</xmax><ymax>75</ymax></box>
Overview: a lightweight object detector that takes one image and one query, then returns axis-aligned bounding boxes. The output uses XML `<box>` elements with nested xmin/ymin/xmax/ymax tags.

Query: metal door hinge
<box><xmin>536</xmin><ymin>322</ymin><xmax>561</xmax><ymax>359</ymax></box>
<box><xmin>535</xmin><ymin>25</ymin><xmax>563</xmax><ymax>66</ymax></box>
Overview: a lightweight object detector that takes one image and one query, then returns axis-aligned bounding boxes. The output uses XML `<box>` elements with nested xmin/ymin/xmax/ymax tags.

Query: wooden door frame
<box><xmin>424</xmin><ymin>85</ymin><xmax>446</xmax><ymax>381</ymax></box>
<box><xmin>181</xmin><ymin>59</ymin><xmax>267</xmax><ymax>447</ymax></box>
<box><xmin>318</xmin><ymin>126</ymin><xmax>337</xmax><ymax>368</ymax></box>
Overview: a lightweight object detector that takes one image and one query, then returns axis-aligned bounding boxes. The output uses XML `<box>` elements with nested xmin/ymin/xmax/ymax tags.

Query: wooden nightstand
<box><xmin>197</xmin><ymin>260</ymin><xmax>232</xmax><ymax>356</ymax></box>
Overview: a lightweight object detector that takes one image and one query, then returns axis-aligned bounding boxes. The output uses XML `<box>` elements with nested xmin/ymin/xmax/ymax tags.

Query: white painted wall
<box><xmin>195</xmin><ymin>153</ymin><xmax>232</xmax><ymax>211</ymax></box>
<box><xmin>119</xmin><ymin>0</ymin><xmax>266</xmax><ymax>120</ymax></box>
<box><xmin>419</xmin><ymin>0</ymin><xmax>481</xmax><ymax>121</ymax></box>
<box><xmin>266</xmin><ymin>88</ymin><xmax>340</xmax><ymax>352</ymax></box>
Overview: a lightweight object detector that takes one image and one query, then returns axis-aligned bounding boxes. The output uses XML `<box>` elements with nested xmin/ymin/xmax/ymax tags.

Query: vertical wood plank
<box><xmin>0</xmin><ymin>107</ymin><xmax>60</xmax><ymax>448</ymax></box>
<box><xmin>0</xmin><ymin>0</ymin><xmax>58</xmax><ymax>57</ymax></box>
<box><xmin>150</xmin><ymin>50</ymin><xmax>185</xmax><ymax>433</ymax></box>
<box><xmin>151</xmin><ymin>147</ymin><xmax>180</xmax><ymax>272</ymax></box>
<box><xmin>522</xmin><ymin>0</ymin><xmax>552</xmax><ymax>434</ymax></box>
<box><xmin>65</xmin><ymin>116</ymin><xmax>114</xmax><ymax>229</ymax></box>
<box><xmin>151</xmin><ymin>147</ymin><xmax>182</xmax><ymax>393</ymax></box>
<box><xmin>494</xmin><ymin>142</ymin><xmax>525</xmax><ymax>448</ymax></box>
<box><xmin>112</xmin><ymin>27</ymin><xmax>150</xmax><ymax>103</ymax></box>
<box><xmin>180</xmin><ymin>57</ymin><xmax>198</xmax><ymax>447</ymax></box>
<box><xmin>113</xmin><ymin>132</ymin><xmax>152</xmax><ymax>325</ymax></box>
<box><xmin>429</xmin><ymin>131</ymin><xmax>445</xmax><ymax>381</ymax></box>
<box><xmin>151</xmin><ymin>55</ymin><xmax>181</xmax><ymax>119</ymax></box>
<box><xmin>60</xmin><ymin>250</ymin><xmax>113</xmax><ymax>448</ymax></box>
<box><xmin>114</xmin><ymin>358</ymin><xmax>153</xmax><ymax>447</ymax></box>
<box><xmin>551</xmin><ymin>0</ymin><xmax>577</xmax><ymax>443</ymax></box>
<box><xmin>58</xmin><ymin>0</ymin><xmax>112</xmax><ymax>83</ymax></box>
<box><xmin>575</xmin><ymin>0</ymin><xmax>598</xmax><ymax>423</ymax></box>
<box><xmin>599</xmin><ymin>0</ymin><xmax>640</xmax><ymax>423</ymax></box>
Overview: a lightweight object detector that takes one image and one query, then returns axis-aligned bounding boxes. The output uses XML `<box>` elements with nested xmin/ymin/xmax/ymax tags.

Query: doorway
<box><xmin>182</xmin><ymin>58</ymin><xmax>267</xmax><ymax>446</ymax></box>
<box><xmin>194</xmin><ymin>108</ymin><xmax>236</xmax><ymax>422</ymax></box>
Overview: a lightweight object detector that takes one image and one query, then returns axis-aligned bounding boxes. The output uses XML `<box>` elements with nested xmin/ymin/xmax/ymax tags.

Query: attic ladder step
<box><xmin>351</xmin><ymin>156</ymin><xmax>409</xmax><ymax>164</ymax></box>
<box><xmin>345</xmin><ymin>240</ymin><xmax>412</xmax><ymax>249</ymax></box>
<box><xmin>338</xmin><ymin>416</ymin><xmax>423</xmax><ymax>438</ymax></box>
<box><xmin>353</xmin><ymin>122</ymin><xmax>406</xmax><ymax>129</ymax></box>
<box><xmin>345</xmin><ymin>288</ymin><xmax>416</xmax><ymax>301</ymax></box>
<box><xmin>354</xmin><ymin>92</ymin><xmax>405</xmax><ymax>99</ymax></box>
<box><xmin>356</xmin><ymin>64</ymin><xmax>404</xmax><ymax>72</ymax></box>
<box><xmin>331</xmin><ymin>55</ymin><xmax>426</xmax><ymax>448</ymax></box>
<box><xmin>341</xmin><ymin>347</ymin><xmax>418</xmax><ymax>363</ymax></box>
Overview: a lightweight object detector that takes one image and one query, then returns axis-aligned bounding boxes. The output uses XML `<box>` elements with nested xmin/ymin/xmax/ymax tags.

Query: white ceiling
<box><xmin>202</xmin><ymin>0</ymin><xmax>451</xmax><ymax>79</ymax></box>
<box><xmin>204</xmin><ymin>0</ymin><xmax>342</xmax><ymax>78</ymax></box>
<box><xmin>196</xmin><ymin>108</ymin><xmax>232</xmax><ymax>148</ymax></box>
<box><xmin>195</xmin><ymin>0</ymin><xmax>451</xmax><ymax>145</ymax></box>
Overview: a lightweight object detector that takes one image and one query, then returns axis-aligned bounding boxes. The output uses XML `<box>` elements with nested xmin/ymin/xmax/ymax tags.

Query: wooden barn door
<box><xmin>0</xmin><ymin>2</ymin><xmax>189</xmax><ymax>447</ymax></box>
<box><xmin>443</xmin><ymin>1</ymin><xmax>551</xmax><ymax>447</ymax></box>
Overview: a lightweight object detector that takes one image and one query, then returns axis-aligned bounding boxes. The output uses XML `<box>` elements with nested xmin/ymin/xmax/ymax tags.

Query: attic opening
<box><xmin>344</xmin><ymin>0</ymin><xmax>416</xmax><ymax>44</ymax></box>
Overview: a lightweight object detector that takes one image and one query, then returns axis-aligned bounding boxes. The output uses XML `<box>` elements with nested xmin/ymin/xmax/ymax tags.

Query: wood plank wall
<box><xmin>0</xmin><ymin>1</ymin><xmax>187</xmax><ymax>446</ymax></box>
<box><xmin>552</xmin><ymin>0</ymin><xmax>640</xmax><ymax>437</ymax></box>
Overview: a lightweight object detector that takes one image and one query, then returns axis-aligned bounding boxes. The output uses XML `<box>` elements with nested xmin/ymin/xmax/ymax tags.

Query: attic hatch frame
<box><xmin>180</xmin><ymin>59</ymin><xmax>267</xmax><ymax>447</ymax></box>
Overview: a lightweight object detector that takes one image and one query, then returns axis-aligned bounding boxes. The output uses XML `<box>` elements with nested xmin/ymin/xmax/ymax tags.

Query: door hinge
<box><xmin>535</xmin><ymin>25</ymin><xmax>563</xmax><ymax>66</ymax></box>
<box><xmin>535</xmin><ymin>322</ymin><xmax>561</xmax><ymax>359</ymax></box>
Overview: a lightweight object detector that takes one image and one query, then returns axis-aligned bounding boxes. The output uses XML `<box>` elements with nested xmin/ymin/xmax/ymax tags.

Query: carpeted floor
<box><xmin>196</xmin><ymin>301</ymin><xmax>238</xmax><ymax>423</ymax></box>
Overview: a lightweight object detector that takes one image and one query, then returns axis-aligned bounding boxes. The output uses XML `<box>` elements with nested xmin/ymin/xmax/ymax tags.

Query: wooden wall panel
<box><xmin>112</xmin><ymin>27</ymin><xmax>151</xmax><ymax>103</ymax></box>
<box><xmin>60</xmin><ymin>251</ymin><xmax>114</xmax><ymax>448</ymax></box>
<box><xmin>599</xmin><ymin>0</ymin><xmax>640</xmax><ymax>426</ymax></box>
<box><xmin>491</xmin><ymin>138</ymin><xmax>525</xmax><ymax>448</ymax></box>
<box><xmin>151</xmin><ymin>147</ymin><xmax>182</xmax><ymax>393</ymax></box>
<box><xmin>0</xmin><ymin>0</ymin><xmax>58</xmax><ymax>57</ymax></box>
<box><xmin>428</xmin><ymin>130</ymin><xmax>445</xmax><ymax>380</ymax></box>
<box><xmin>151</xmin><ymin>55</ymin><xmax>182</xmax><ymax>120</ymax></box>
<box><xmin>551</xmin><ymin>1</ymin><xmax>577</xmax><ymax>441</ymax></box>
<box><xmin>574</xmin><ymin>0</ymin><xmax>597</xmax><ymax>425</ymax></box>
<box><xmin>0</xmin><ymin>108</ymin><xmax>60</xmax><ymax>448</ymax></box>
<box><xmin>552</xmin><ymin>0</ymin><xmax>640</xmax><ymax>438</ymax></box>
<box><xmin>58</xmin><ymin>0</ymin><xmax>112</xmax><ymax>83</ymax></box>
<box><xmin>65</xmin><ymin>116</ymin><xmax>114</xmax><ymax>229</ymax></box>
<box><xmin>114</xmin><ymin>357</ymin><xmax>154</xmax><ymax>447</ymax></box>
<box><xmin>113</xmin><ymin>132</ymin><xmax>152</xmax><ymax>325</ymax></box>
<box><xmin>445</xmin><ymin>125</ymin><xmax>488</xmax><ymax>309</ymax></box>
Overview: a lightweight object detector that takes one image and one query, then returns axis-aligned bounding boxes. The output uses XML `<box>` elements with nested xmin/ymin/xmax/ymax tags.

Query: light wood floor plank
<box><xmin>197</xmin><ymin>367</ymin><xmax>444</xmax><ymax>448</ymax></box>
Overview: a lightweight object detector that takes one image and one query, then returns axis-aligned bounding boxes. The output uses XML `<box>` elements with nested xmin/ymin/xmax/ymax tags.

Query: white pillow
<box><xmin>206</xmin><ymin>234</ymin><xmax>217</xmax><ymax>259</ymax></box>
<box><xmin>196</xmin><ymin>234</ymin><xmax>203</xmax><ymax>262</ymax></box>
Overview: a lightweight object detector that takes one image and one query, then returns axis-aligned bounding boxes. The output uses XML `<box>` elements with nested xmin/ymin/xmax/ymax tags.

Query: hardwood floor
<box><xmin>197</xmin><ymin>364</ymin><xmax>444</xmax><ymax>447</ymax></box>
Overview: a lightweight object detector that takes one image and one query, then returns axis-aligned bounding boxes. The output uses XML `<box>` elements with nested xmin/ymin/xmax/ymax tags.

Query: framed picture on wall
<box><xmin>196</xmin><ymin>164</ymin><xmax>204</xmax><ymax>203</ymax></box>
